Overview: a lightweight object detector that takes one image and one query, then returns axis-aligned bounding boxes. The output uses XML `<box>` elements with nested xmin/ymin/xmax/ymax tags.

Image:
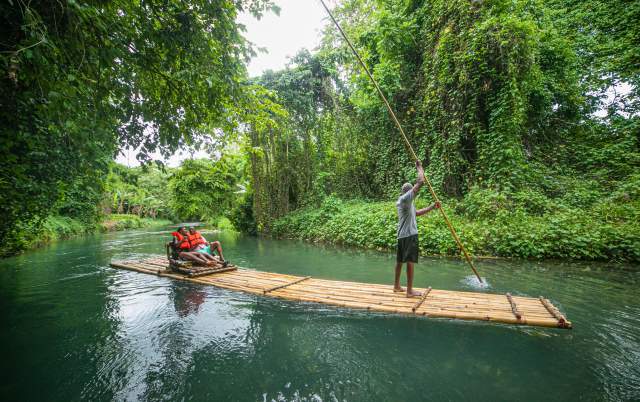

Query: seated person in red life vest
<box><xmin>188</xmin><ymin>227</ymin><xmax>228</xmax><ymax>267</ymax></box>
<box><xmin>170</xmin><ymin>227</ymin><xmax>214</xmax><ymax>265</ymax></box>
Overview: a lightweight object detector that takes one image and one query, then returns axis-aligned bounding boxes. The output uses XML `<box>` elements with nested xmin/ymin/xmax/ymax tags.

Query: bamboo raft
<box><xmin>109</xmin><ymin>256</ymin><xmax>572</xmax><ymax>329</ymax></box>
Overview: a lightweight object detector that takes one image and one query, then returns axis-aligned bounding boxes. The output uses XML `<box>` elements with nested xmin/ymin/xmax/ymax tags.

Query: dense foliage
<box><xmin>103</xmin><ymin>157</ymin><xmax>246</xmax><ymax>223</ymax></box>
<box><xmin>103</xmin><ymin>163</ymin><xmax>174</xmax><ymax>219</ymax></box>
<box><xmin>238</xmin><ymin>0</ymin><xmax>639</xmax><ymax>261</ymax></box>
<box><xmin>273</xmin><ymin>194</ymin><xmax>639</xmax><ymax>262</ymax></box>
<box><xmin>169</xmin><ymin>157</ymin><xmax>245</xmax><ymax>222</ymax></box>
<box><xmin>242</xmin><ymin>50</ymin><xmax>371</xmax><ymax>231</ymax></box>
<box><xmin>1</xmin><ymin>213</ymin><xmax>168</xmax><ymax>258</ymax></box>
<box><xmin>0</xmin><ymin>0</ymin><xmax>276</xmax><ymax>255</ymax></box>
<box><xmin>1</xmin><ymin>0</ymin><xmax>638</xmax><ymax>263</ymax></box>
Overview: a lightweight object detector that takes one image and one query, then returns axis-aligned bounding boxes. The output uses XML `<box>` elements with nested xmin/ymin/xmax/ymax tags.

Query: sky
<box><xmin>116</xmin><ymin>0</ymin><xmax>330</xmax><ymax>167</ymax></box>
<box><xmin>239</xmin><ymin>0</ymin><xmax>329</xmax><ymax>78</ymax></box>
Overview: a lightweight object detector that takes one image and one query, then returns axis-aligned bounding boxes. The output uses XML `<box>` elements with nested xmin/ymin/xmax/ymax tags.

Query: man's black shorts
<box><xmin>397</xmin><ymin>234</ymin><xmax>419</xmax><ymax>263</ymax></box>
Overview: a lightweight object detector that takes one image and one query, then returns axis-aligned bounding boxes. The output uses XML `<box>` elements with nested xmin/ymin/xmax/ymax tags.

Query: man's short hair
<box><xmin>401</xmin><ymin>182</ymin><xmax>413</xmax><ymax>194</ymax></box>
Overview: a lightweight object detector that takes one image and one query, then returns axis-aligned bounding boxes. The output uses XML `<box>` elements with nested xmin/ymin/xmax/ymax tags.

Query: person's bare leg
<box><xmin>211</xmin><ymin>241</ymin><xmax>225</xmax><ymax>261</ymax></box>
<box><xmin>180</xmin><ymin>252</ymin><xmax>207</xmax><ymax>264</ymax></box>
<box><xmin>202</xmin><ymin>252</ymin><xmax>221</xmax><ymax>266</ymax></box>
<box><xmin>198</xmin><ymin>254</ymin><xmax>217</xmax><ymax>266</ymax></box>
<box><xmin>406</xmin><ymin>262</ymin><xmax>422</xmax><ymax>297</ymax></box>
<box><xmin>191</xmin><ymin>253</ymin><xmax>210</xmax><ymax>265</ymax></box>
<box><xmin>199</xmin><ymin>252</ymin><xmax>217</xmax><ymax>262</ymax></box>
<box><xmin>393</xmin><ymin>262</ymin><xmax>405</xmax><ymax>292</ymax></box>
<box><xmin>178</xmin><ymin>251</ymin><xmax>192</xmax><ymax>261</ymax></box>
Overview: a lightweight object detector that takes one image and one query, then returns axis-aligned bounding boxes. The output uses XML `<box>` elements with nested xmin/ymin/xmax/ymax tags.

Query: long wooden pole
<box><xmin>318</xmin><ymin>0</ymin><xmax>483</xmax><ymax>282</ymax></box>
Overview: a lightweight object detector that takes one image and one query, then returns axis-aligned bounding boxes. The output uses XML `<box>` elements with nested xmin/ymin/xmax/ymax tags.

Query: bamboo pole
<box><xmin>317</xmin><ymin>0</ymin><xmax>483</xmax><ymax>283</ymax></box>
<box><xmin>539</xmin><ymin>296</ymin><xmax>570</xmax><ymax>328</ymax></box>
<box><xmin>412</xmin><ymin>287</ymin><xmax>432</xmax><ymax>312</ymax></box>
<box><xmin>506</xmin><ymin>292</ymin><xmax>522</xmax><ymax>320</ymax></box>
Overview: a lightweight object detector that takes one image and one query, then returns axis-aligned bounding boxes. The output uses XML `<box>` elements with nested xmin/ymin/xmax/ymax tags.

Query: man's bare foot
<box><xmin>406</xmin><ymin>290</ymin><xmax>422</xmax><ymax>298</ymax></box>
<box><xmin>393</xmin><ymin>286</ymin><xmax>405</xmax><ymax>293</ymax></box>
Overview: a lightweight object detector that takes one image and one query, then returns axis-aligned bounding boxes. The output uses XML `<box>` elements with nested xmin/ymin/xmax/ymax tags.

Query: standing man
<box><xmin>394</xmin><ymin>160</ymin><xmax>440</xmax><ymax>297</ymax></box>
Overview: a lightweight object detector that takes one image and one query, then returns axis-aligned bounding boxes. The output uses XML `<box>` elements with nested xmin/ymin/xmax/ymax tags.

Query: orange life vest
<box><xmin>171</xmin><ymin>232</ymin><xmax>191</xmax><ymax>250</ymax></box>
<box><xmin>188</xmin><ymin>232</ymin><xmax>206</xmax><ymax>246</ymax></box>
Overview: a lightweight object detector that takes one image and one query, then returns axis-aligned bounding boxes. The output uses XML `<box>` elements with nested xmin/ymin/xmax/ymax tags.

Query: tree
<box><xmin>0</xmin><ymin>0</ymin><xmax>278</xmax><ymax>247</ymax></box>
<box><xmin>103</xmin><ymin>163</ymin><xmax>174</xmax><ymax>219</ymax></box>
<box><xmin>323</xmin><ymin>0</ymin><xmax>583</xmax><ymax>196</ymax></box>
<box><xmin>169</xmin><ymin>157</ymin><xmax>244</xmax><ymax>222</ymax></box>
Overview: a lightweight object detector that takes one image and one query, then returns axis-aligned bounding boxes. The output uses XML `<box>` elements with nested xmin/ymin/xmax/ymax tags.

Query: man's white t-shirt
<box><xmin>396</xmin><ymin>190</ymin><xmax>418</xmax><ymax>239</ymax></box>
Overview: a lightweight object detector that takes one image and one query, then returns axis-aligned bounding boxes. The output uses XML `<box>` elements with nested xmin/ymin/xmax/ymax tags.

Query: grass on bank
<box><xmin>99</xmin><ymin>214</ymin><xmax>171</xmax><ymax>232</ymax></box>
<box><xmin>271</xmin><ymin>191</ymin><xmax>640</xmax><ymax>263</ymax></box>
<box><xmin>2</xmin><ymin>214</ymin><xmax>171</xmax><ymax>257</ymax></box>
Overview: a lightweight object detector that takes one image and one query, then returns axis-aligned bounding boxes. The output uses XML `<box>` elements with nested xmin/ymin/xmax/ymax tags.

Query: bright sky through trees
<box><xmin>239</xmin><ymin>0</ymin><xmax>328</xmax><ymax>77</ymax></box>
<box><xmin>117</xmin><ymin>0</ymin><xmax>329</xmax><ymax>166</ymax></box>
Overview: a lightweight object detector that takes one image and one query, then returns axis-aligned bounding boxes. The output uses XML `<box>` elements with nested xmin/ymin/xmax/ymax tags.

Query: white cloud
<box><xmin>239</xmin><ymin>0</ymin><xmax>330</xmax><ymax>77</ymax></box>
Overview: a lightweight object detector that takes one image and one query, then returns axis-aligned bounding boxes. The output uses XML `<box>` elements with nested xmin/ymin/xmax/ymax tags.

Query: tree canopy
<box><xmin>0</xmin><ymin>0</ymin><xmax>276</xmax><ymax>246</ymax></box>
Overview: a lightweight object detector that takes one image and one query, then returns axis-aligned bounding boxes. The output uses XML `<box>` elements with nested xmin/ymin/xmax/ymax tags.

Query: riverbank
<box><xmin>271</xmin><ymin>195</ymin><xmax>640</xmax><ymax>263</ymax></box>
<box><xmin>98</xmin><ymin>214</ymin><xmax>171</xmax><ymax>232</ymax></box>
<box><xmin>3</xmin><ymin>214</ymin><xmax>171</xmax><ymax>258</ymax></box>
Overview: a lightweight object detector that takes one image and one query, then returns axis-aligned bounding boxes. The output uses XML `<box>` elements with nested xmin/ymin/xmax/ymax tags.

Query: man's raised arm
<box><xmin>417</xmin><ymin>201</ymin><xmax>441</xmax><ymax>216</ymax></box>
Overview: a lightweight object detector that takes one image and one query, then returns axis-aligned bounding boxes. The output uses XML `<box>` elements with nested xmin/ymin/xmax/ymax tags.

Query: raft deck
<box><xmin>110</xmin><ymin>257</ymin><xmax>571</xmax><ymax>329</ymax></box>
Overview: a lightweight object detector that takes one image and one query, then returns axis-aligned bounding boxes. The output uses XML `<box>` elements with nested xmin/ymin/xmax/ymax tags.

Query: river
<box><xmin>0</xmin><ymin>227</ymin><xmax>638</xmax><ymax>401</ymax></box>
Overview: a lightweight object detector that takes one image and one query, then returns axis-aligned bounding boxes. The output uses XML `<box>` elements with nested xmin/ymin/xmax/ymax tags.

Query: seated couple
<box><xmin>170</xmin><ymin>227</ymin><xmax>229</xmax><ymax>267</ymax></box>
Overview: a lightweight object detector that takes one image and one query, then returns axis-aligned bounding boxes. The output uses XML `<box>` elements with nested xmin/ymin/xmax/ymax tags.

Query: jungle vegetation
<box><xmin>1</xmin><ymin>0</ymin><xmax>638</xmax><ymax>261</ymax></box>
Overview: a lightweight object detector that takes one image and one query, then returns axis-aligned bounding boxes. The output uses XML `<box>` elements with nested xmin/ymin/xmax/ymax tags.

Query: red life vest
<box><xmin>171</xmin><ymin>232</ymin><xmax>191</xmax><ymax>250</ymax></box>
<box><xmin>188</xmin><ymin>232</ymin><xmax>206</xmax><ymax>246</ymax></box>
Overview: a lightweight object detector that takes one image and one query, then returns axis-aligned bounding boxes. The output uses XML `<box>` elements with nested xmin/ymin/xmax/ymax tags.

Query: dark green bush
<box><xmin>229</xmin><ymin>193</ymin><xmax>257</xmax><ymax>235</ymax></box>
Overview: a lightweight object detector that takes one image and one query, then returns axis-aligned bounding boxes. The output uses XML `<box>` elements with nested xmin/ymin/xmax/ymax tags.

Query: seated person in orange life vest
<box><xmin>170</xmin><ymin>227</ymin><xmax>218</xmax><ymax>266</ymax></box>
<box><xmin>187</xmin><ymin>227</ymin><xmax>228</xmax><ymax>266</ymax></box>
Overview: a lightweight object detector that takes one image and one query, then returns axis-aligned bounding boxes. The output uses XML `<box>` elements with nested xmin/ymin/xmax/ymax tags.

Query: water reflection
<box><xmin>0</xmin><ymin>226</ymin><xmax>638</xmax><ymax>401</ymax></box>
<box><xmin>173</xmin><ymin>286</ymin><xmax>207</xmax><ymax>318</ymax></box>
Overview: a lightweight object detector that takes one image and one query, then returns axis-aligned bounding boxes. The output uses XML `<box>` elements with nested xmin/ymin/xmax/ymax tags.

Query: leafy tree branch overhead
<box><xmin>0</xmin><ymin>0</ymin><xmax>277</xmax><ymax>248</ymax></box>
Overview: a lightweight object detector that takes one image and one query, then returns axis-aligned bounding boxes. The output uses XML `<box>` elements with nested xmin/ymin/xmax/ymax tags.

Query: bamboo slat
<box><xmin>412</xmin><ymin>287</ymin><xmax>432</xmax><ymax>312</ymax></box>
<box><xmin>263</xmin><ymin>276</ymin><xmax>311</xmax><ymax>294</ymax></box>
<box><xmin>108</xmin><ymin>257</ymin><xmax>572</xmax><ymax>329</ymax></box>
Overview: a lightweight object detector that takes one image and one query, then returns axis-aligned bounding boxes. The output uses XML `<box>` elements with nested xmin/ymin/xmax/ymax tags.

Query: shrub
<box><xmin>272</xmin><ymin>194</ymin><xmax>639</xmax><ymax>262</ymax></box>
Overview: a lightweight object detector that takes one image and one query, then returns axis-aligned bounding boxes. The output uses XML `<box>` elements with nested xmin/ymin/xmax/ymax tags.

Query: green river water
<box><xmin>0</xmin><ymin>227</ymin><xmax>638</xmax><ymax>401</ymax></box>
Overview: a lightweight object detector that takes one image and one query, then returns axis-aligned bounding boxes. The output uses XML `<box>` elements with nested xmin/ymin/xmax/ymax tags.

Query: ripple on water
<box><xmin>459</xmin><ymin>274</ymin><xmax>491</xmax><ymax>290</ymax></box>
<box><xmin>593</xmin><ymin>308</ymin><xmax>640</xmax><ymax>400</ymax></box>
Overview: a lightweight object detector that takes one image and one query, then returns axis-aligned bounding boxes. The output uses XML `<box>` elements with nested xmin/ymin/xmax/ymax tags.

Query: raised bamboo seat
<box><xmin>109</xmin><ymin>256</ymin><xmax>572</xmax><ymax>329</ymax></box>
